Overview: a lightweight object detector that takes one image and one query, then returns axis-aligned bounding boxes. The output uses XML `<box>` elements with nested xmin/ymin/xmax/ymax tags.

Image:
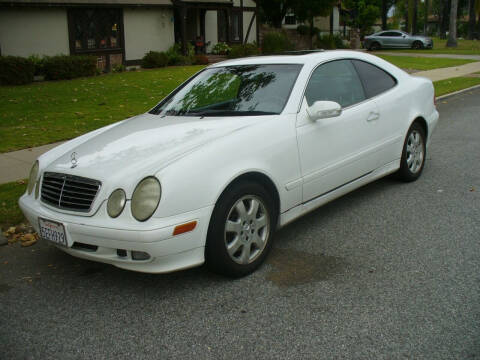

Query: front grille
<box><xmin>41</xmin><ymin>172</ymin><xmax>101</xmax><ymax>212</ymax></box>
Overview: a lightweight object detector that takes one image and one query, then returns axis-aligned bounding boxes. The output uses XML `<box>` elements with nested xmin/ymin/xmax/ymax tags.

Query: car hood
<box><xmin>44</xmin><ymin>113</ymin><xmax>259</xmax><ymax>184</ymax></box>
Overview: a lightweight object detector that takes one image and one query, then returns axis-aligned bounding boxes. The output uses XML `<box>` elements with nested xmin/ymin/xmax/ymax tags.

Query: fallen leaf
<box><xmin>7</xmin><ymin>227</ymin><xmax>16</xmax><ymax>234</ymax></box>
<box><xmin>470</xmin><ymin>187</ymin><xmax>476</xmax><ymax>192</ymax></box>
<box><xmin>21</xmin><ymin>238</ymin><xmax>37</xmax><ymax>247</ymax></box>
<box><xmin>21</xmin><ymin>233</ymin><xmax>35</xmax><ymax>242</ymax></box>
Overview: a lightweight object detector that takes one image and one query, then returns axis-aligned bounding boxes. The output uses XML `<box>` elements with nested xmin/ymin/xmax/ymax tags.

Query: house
<box><xmin>0</xmin><ymin>0</ymin><xmax>258</xmax><ymax>69</ymax></box>
<box><xmin>281</xmin><ymin>6</ymin><xmax>342</xmax><ymax>36</ymax></box>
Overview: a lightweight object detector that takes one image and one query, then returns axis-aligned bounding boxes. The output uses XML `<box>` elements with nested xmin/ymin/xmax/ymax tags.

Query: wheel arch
<box><xmin>411</xmin><ymin>116</ymin><xmax>428</xmax><ymax>140</ymax></box>
<box><xmin>214</xmin><ymin>171</ymin><xmax>281</xmax><ymax>222</ymax></box>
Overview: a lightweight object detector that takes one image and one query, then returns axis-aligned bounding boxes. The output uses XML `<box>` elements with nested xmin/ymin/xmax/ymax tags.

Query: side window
<box><xmin>391</xmin><ymin>32</ymin><xmax>402</xmax><ymax>37</ymax></box>
<box><xmin>351</xmin><ymin>60</ymin><xmax>397</xmax><ymax>98</ymax></box>
<box><xmin>305</xmin><ymin>60</ymin><xmax>366</xmax><ymax>108</ymax></box>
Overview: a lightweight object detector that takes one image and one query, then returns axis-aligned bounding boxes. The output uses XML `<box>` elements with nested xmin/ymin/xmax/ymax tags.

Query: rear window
<box><xmin>352</xmin><ymin>60</ymin><xmax>397</xmax><ymax>98</ymax></box>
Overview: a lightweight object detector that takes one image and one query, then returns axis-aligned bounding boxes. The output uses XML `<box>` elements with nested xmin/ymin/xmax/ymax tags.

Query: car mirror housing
<box><xmin>307</xmin><ymin>101</ymin><xmax>342</xmax><ymax>121</ymax></box>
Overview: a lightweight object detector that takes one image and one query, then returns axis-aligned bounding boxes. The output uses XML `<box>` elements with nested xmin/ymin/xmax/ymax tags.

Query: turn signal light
<box><xmin>173</xmin><ymin>221</ymin><xmax>197</xmax><ymax>236</ymax></box>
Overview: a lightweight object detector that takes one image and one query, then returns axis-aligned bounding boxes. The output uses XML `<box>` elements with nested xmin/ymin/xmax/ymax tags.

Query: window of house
<box><xmin>284</xmin><ymin>14</ymin><xmax>296</xmax><ymax>25</ymax></box>
<box><xmin>69</xmin><ymin>8</ymin><xmax>122</xmax><ymax>52</ymax></box>
<box><xmin>305</xmin><ymin>60</ymin><xmax>366</xmax><ymax>108</ymax></box>
<box><xmin>351</xmin><ymin>60</ymin><xmax>397</xmax><ymax>98</ymax></box>
<box><xmin>231</xmin><ymin>11</ymin><xmax>242</xmax><ymax>42</ymax></box>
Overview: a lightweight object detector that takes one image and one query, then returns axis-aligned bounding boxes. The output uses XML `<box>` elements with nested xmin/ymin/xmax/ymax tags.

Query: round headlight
<box><xmin>131</xmin><ymin>177</ymin><xmax>161</xmax><ymax>222</ymax></box>
<box><xmin>27</xmin><ymin>161</ymin><xmax>39</xmax><ymax>195</ymax></box>
<box><xmin>107</xmin><ymin>189</ymin><xmax>126</xmax><ymax>218</ymax></box>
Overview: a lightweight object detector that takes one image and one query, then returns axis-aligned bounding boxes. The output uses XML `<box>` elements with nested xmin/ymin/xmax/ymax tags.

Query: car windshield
<box><xmin>151</xmin><ymin>64</ymin><xmax>303</xmax><ymax>117</ymax></box>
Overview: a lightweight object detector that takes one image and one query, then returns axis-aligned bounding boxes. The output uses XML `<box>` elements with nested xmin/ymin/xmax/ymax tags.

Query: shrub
<box><xmin>228</xmin><ymin>43</ymin><xmax>261</xmax><ymax>59</ymax></box>
<box><xmin>194</xmin><ymin>55</ymin><xmax>209</xmax><ymax>65</ymax></box>
<box><xmin>142</xmin><ymin>51</ymin><xmax>169</xmax><ymax>68</ymax></box>
<box><xmin>316</xmin><ymin>34</ymin><xmax>348</xmax><ymax>50</ymax></box>
<box><xmin>27</xmin><ymin>54</ymin><xmax>45</xmax><ymax>76</ymax></box>
<box><xmin>296</xmin><ymin>25</ymin><xmax>320</xmax><ymax>37</ymax></box>
<box><xmin>262</xmin><ymin>32</ymin><xmax>293</xmax><ymax>54</ymax></box>
<box><xmin>0</xmin><ymin>56</ymin><xmax>35</xmax><ymax>85</ymax></box>
<box><xmin>42</xmin><ymin>55</ymin><xmax>97</xmax><ymax>80</ymax></box>
<box><xmin>112</xmin><ymin>64</ymin><xmax>126</xmax><ymax>72</ymax></box>
<box><xmin>165</xmin><ymin>43</ymin><xmax>195</xmax><ymax>65</ymax></box>
<box><xmin>212</xmin><ymin>42</ymin><xmax>231</xmax><ymax>55</ymax></box>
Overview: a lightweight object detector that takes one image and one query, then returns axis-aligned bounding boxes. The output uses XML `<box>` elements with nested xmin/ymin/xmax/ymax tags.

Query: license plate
<box><xmin>38</xmin><ymin>218</ymin><xmax>68</xmax><ymax>247</ymax></box>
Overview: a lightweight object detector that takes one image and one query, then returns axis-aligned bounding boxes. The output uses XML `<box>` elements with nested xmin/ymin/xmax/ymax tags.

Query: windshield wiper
<box><xmin>185</xmin><ymin>110</ymin><xmax>277</xmax><ymax>117</ymax></box>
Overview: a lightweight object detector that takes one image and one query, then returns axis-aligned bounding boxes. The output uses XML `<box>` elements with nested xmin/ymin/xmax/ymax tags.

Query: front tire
<box><xmin>398</xmin><ymin>122</ymin><xmax>426</xmax><ymax>182</ymax></box>
<box><xmin>205</xmin><ymin>181</ymin><xmax>276</xmax><ymax>278</ymax></box>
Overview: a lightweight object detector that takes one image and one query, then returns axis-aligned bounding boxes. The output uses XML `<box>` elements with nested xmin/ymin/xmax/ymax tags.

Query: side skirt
<box><xmin>278</xmin><ymin>159</ymin><xmax>400</xmax><ymax>228</ymax></box>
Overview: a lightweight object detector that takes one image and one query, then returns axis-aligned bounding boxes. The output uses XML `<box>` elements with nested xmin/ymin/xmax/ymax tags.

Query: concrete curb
<box><xmin>436</xmin><ymin>84</ymin><xmax>480</xmax><ymax>101</ymax></box>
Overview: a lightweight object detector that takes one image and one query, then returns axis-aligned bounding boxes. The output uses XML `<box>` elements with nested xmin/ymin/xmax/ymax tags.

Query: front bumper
<box><xmin>19</xmin><ymin>194</ymin><xmax>214</xmax><ymax>273</ymax></box>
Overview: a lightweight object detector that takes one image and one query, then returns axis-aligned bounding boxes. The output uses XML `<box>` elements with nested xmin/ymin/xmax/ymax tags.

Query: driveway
<box><xmin>373</xmin><ymin>51</ymin><xmax>480</xmax><ymax>61</ymax></box>
<box><xmin>1</xmin><ymin>88</ymin><xmax>479</xmax><ymax>360</ymax></box>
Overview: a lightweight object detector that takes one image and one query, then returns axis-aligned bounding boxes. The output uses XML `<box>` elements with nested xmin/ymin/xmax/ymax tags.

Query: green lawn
<box><xmin>433</xmin><ymin>76</ymin><xmax>480</xmax><ymax>97</ymax></box>
<box><xmin>376</xmin><ymin>37</ymin><xmax>480</xmax><ymax>55</ymax></box>
<box><xmin>377</xmin><ymin>55</ymin><xmax>476</xmax><ymax>71</ymax></box>
<box><xmin>0</xmin><ymin>66</ymin><xmax>205</xmax><ymax>153</ymax></box>
<box><xmin>0</xmin><ymin>180</ymin><xmax>27</xmax><ymax>230</ymax></box>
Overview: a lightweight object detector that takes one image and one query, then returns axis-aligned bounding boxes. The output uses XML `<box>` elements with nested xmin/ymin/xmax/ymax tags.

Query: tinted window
<box><xmin>152</xmin><ymin>64</ymin><xmax>302</xmax><ymax>116</ymax></box>
<box><xmin>352</xmin><ymin>60</ymin><xmax>397</xmax><ymax>98</ymax></box>
<box><xmin>305</xmin><ymin>60</ymin><xmax>365</xmax><ymax>108</ymax></box>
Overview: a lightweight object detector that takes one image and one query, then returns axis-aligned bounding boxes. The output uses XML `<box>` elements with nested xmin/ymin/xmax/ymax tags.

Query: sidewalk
<box><xmin>1</xmin><ymin>60</ymin><xmax>480</xmax><ymax>185</ymax></box>
<box><xmin>0</xmin><ymin>142</ymin><xmax>63</xmax><ymax>184</ymax></box>
<box><xmin>374</xmin><ymin>51</ymin><xmax>480</xmax><ymax>61</ymax></box>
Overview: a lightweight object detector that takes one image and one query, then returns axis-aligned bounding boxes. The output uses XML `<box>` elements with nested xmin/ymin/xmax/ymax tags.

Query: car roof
<box><xmin>207</xmin><ymin>50</ymin><xmax>409</xmax><ymax>82</ymax></box>
<box><xmin>208</xmin><ymin>50</ymin><xmax>389</xmax><ymax>68</ymax></box>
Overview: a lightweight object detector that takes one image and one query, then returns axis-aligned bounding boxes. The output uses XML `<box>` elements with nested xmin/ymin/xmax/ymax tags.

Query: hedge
<box><xmin>42</xmin><ymin>55</ymin><xmax>97</xmax><ymax>80</ymax></box>
<box><xmin>262</xmin><ymin>32</ymin><xmax>294</xmax><ymax>55</ymax></box>
<box><xmin>0</xmin><ymin>56</ymin><xmax>35</xmax><ymax>85</ymax></box>
<box><xmin>228</xmin><ymin>44</ymin><xmax>261</xmax><ymax>59</ymax></box>
<box><xmin>142</xmin><ymin>51</ymin><xmax>169</xmax><ymax>68</ymax></box>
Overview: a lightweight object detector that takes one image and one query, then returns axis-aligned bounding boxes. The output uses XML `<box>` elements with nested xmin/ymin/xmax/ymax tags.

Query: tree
<box><xmin>447</xmin><ymin>0</ymin><xmax>459</xmax><ymax>46</ymax></box>
<box><xmin>381</xmin><ymin>0</ymin><xmax>396</xmax><ymax>30</ymax></box>
<box><xmin>467</xmin><ymin>0</ymin><xmax>476</xmax><ymax>39</ymax></box>
<box><xmin>342</xmin><ymin>0</ymin><xmax>381</xmax><ymax>34</ymax></box>
<box><xmin>292</xmin><ymin>0</ymin><xmax>337</xmax><ymax>48</ymax></box>
<box><xmin>256</xmin><ymin>0</ymin><xmax>293</xmax><ymax>28</ymax></box>
<box><xmin>424</xmin><ymin>0</ymin><xmax>429</xmax><ymax>35</ymax></box>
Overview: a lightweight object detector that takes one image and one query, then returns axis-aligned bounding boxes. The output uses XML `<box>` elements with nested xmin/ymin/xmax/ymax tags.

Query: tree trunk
<box><xmin>440</xmin><ymin>0</ymin><xmax>451</xmax><ymax>39</ymax></box>
<box><xmin>467</xmin><ymin>0</ymin><xmax>476</xmax><ymax>39</ymax></box>
<box><xmin>381</xmin><ymin>0</ymin><xmax>387</xmax><ymax>30</ymax></box>
<box><xmin>407</xmin><ymin>0</ymin><xmax>414</xmax><ymax>33</ymax></box>
<box><xmin>424</xmin><ymin>0</ymin><xmax>429</xmax><ymax>35</ymax></box>
<box><xmin>447</xmin><ymin>0</ymin><xmax>459</xmax><ymax>47</ymax></box>
<box><xmin>412</xmin><ymin>0</ymin><xmax>418</xmax><ymax>34</ymax></box>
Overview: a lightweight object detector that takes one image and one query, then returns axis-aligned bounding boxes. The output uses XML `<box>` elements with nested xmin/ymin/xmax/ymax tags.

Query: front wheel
<box><xmin>398</xmin><ymin>122</ymin><xmax>426</xmax><ymax>182</ymax></box>
<box><xmin>205</xmin><ymin>181</ymin><xmax>276</xmax><ymax>277</ymax></box>
<box><xmin>369</xmin><ymin>42</ymin><xmax>381</xmax><ymax>51</ymax></box>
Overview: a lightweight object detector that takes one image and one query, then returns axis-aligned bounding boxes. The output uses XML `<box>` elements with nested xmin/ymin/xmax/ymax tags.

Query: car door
<box><xmin>390</xmin><ymin>31</ymin><xmax>406</xmax><ymax>48</ymax></box>
<box><xmin>351</xmin><ymin>59</ymin><xmax>403</xmax><ymax>166</ymax></box>
<box><xmin>296</xmin><ymin>59</ymin><xmax>383</xmax><ymax>202</ymax></box>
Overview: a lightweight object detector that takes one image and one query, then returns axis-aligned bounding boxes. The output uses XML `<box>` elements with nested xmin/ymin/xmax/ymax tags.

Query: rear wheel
<box><xmin>398</xmin><ymin>122</ymin><xmax>426</xmax><ymax>182</ymax></box>
<box><xmin>412</xmin><ymin>41</ymin><xmax>423</xmax><ymax>49</ymax></box>
<box><xmin>205</xmin><ymin>181</ymin><xmax>276</xmax><ymax>278</ymax></box>
<box><xmin>369</xmin><ymin>42</ymin><xmax>381</xmax><ymax>51</ymax></box>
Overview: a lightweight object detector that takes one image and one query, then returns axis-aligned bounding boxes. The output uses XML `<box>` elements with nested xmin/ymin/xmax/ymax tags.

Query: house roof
<box><xmin>0</xmin><ymin>0</ymin><xmax>172</xmax><ymax>4</ymax></box>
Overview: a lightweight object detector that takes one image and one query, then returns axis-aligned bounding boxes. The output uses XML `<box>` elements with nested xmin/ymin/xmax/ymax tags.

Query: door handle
<box><xmin>367</xmin><ymin>111</ymin><xmax>380</xmax><ymax>122</ymax></box>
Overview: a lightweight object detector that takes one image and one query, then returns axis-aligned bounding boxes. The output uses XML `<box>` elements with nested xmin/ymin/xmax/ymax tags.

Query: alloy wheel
<box><xmin>224</xmin><ymin>195</ymin><xmax>270</xmax><ymax>265</ymax></box>
<box><xmin>406</xmin><ymin>130</ymin><xmax>424</xmax><ymax>174</ymax></box>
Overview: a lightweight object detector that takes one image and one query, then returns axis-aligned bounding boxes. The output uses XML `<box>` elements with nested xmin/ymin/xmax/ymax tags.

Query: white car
<box><xmin>19</xmin><ymin>51</ymin><xmax>439</xmax><ymax>277</ymax></box>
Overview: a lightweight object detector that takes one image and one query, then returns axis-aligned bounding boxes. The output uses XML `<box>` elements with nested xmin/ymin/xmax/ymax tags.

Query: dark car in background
<box><xmin>364</xmin><ymin>30</ymin><xmax>433</xmax><ymax>51</ymax></box>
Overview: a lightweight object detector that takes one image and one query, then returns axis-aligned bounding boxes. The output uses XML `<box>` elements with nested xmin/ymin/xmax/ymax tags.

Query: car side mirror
<box><xmin>306</xmin><ymin>101</ymin><xmax>342</xmax><ymax>121</ymax></box>
<box><xmin>402</xmin><ymin>35</ymin><xmax>407</xmax><ymax>38</ymax></box>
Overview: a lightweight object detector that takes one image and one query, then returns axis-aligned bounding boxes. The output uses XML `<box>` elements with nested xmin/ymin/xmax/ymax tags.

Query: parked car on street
<box><xmin>364</xmin><ymin>30</ymin><xmax>433</xmax><ymax>50</ymax></box>
<box><xmin>19</xmin><ymin>51</ymin><xmax>439</xmax><ymax>277</ymax></box>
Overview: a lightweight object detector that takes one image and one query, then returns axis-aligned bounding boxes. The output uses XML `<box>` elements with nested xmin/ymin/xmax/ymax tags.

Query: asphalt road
<box><xmin>1</xmin><ymin>88</ymin><xmax>479</xmax><ymax>360</ymax></box>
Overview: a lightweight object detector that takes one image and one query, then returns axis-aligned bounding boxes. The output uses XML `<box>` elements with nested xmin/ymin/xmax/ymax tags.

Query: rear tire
<box><xmin>205</xmin><ymin>181</ymin><xmax>277</xmax><ymax>278</ymax></box>
<box><xmin>412</xmin><ymin>41</ymin><xmax>423</xmax><ymax>49</ymax></box>
<box><xmin>398</xmin><ymin>122</ymin><xmax>426</xmax><ymax>182</ymax></box>
<box><xmin>369</xmin><ymin>42</ymin><xmax>381</xmax><ymax>51</ymax></box>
